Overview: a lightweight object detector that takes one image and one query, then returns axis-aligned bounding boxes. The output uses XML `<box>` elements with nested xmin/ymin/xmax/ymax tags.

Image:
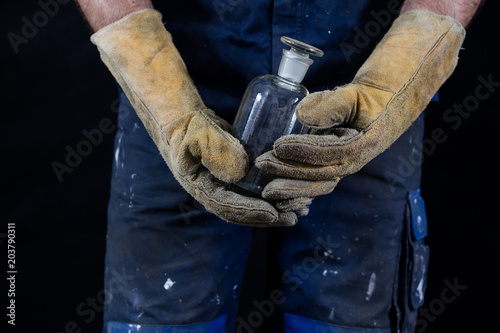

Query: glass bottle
<box><xmin>232</xmin><ymin>36</ymin><xmax>323</xmax><ymax>195</ymax></box>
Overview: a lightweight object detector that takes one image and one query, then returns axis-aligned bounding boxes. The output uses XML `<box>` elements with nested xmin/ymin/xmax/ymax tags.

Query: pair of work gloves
<box><xmin>91</xmin><ymin>9</ymin><xmax>465</xmax><ymax>227</ymax></box>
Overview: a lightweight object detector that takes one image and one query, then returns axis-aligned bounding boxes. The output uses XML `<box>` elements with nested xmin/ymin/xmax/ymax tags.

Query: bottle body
<box><xmin>232</xmin><ymin>74</ymin><xmax>309</xmax><ymax>195</ymax></box>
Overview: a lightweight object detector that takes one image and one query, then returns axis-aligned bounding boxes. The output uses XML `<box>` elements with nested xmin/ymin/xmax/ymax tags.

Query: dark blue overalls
<box><xmin>104</xmin><ymin>1</ymin><xmax>430</xmax><ymax>332</ymax></box>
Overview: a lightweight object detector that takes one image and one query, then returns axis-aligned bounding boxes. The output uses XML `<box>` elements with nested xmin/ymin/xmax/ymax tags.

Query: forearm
<box><xmin>76</xmin><ymin>0</ymin><xmax>153</xmax><ymax>31</ymax></box>
<box><xmin>401</xmin><ymin>0</ymin><xmax>482</xmax><ymax>27</ymax></box>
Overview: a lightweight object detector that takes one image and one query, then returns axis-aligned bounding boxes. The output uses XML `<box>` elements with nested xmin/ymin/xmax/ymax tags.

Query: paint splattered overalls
<box><xmin>105</xmin><ymin>1</ymin><xmax>430</xmax><ymax>332</ymax></box>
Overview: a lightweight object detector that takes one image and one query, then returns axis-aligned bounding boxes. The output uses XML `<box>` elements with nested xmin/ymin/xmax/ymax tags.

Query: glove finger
<box><xmin>294</xmin><ymin>205</ymin><xmax>310</xmax><ymax>217</ymax></box>
<box><xmin>272</xmin><ymin>127</ymin><xmax>363</xmax><ymax>166</ymax></box>
<box><xmin>295</xmin><ymin>86</ymin><xmax>357</xmax><ymax>128</ymax></box>
<box><xmin>273</xmin><ymin>114</ymin><xmax>393</xmax><ymax>177</ymax></box>
<box><xmin>255</xmin><ymin>151</ymin><xmax>339</xmax><ymax>181</ymax></box>
<box><xmin>275</xmin><ymin>197</ymin><xmax>313</xmax><ymax>217</ymax></box>
<box><xmin>180</xmin><ymin>169</ymin><xmax>297</xmax><ymax>227</ymax></box>
<box><xmin>276</xmin><ymin>211</ymin><xmax>299</xmax><ymax>227</ymax></box>
<box><xmin>195</xmin><ymin>110</ymin><xmax>250</xmax><ymax>183</ymax></box>
<box><xmin>168</xmin><ymin>110</ymin><xmax>249</xmax><ymax>184</ymax></box>
<box><xmin>262</xmin><ymin>177</ymin><xmax>339</xmax><ymax>200</ymax></box>
<box><xmin>296</xmin><ymin>84</ymin><xmax>392</xmax><ymax>130</ymax></box>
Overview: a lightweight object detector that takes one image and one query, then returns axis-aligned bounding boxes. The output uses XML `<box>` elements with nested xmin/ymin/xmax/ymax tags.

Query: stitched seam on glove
<box><xmin>197</xmin><ymin>109</ymin><xmax>243</xmax><ymax>147</ymax></box>
<box><xmin>99</xmin><ymin>50</ymin><xmax>163</xmax><ymax>131</ymax></box>
<box><xmin>276</xmin><ymin>181</ymin><xmax>330</xmax><ymax>191</ymax></box>
<box><xmin>182</xmin><ymin>177</ymin><xmax>279</xmax><ymax>220</ymax></box>
<box><xmin>356</xmin><ymin>81</ymin><xmax>396</xmax><ymax>94</ymax></box>
<box><xmin>361</xmin><ymin>32</ymin><xmax>448</xmax><ymax>134</ymax></box>
<box><xmin>260</xmin><ymin>154</ymin><xmax>342</xmax><ymax>174</ymax></box>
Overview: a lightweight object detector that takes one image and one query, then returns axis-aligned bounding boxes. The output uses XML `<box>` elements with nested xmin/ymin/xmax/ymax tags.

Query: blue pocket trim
<box><xmin>107</xmin><ymin>315</ymin><xmax>227</xmax><ymax>333</ymax></box>
<box><xmin>407</xmin><ymin>189</ymin><xmax>427</xmax><ymax>241</ymax></box>
<box><xmin>284</xmin><ymin>314</ymin><xmax>390</xmax><ymax>333</ymax></box>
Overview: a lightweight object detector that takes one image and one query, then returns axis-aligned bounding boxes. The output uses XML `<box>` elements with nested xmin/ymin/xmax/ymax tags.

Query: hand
<box><xmin>91</xmin><ymin>9</ymin><xmax>297</xmax><ymax>226</ymax></box>
<box><xmin>256</xmin><ymin>10</ymin><xmax>465</xmax><ymax>202</ymax></box>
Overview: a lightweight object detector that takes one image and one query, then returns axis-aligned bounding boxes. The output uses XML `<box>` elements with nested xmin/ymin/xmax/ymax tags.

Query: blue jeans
<box><xmin>103</xmin><ymin>87</ymin><xmax>429</xmax><ymax>333</ymax></box>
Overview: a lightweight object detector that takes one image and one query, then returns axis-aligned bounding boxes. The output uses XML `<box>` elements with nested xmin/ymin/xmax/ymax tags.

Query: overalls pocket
<box><xmin>395</xmin><ymin>189</ymin><xmax>430</xmax><ymax>332</ymax></box>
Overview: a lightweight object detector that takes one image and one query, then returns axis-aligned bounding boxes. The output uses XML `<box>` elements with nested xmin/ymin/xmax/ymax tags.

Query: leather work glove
<box><xmin>255</xmin><ymin>10</ymin><xmax>465</xmax><ymax>202</ymax></box>
<box><xmin>91</xmin><ymin>9</ymin><xmax>298</xmax><ymax>226</ymax></box>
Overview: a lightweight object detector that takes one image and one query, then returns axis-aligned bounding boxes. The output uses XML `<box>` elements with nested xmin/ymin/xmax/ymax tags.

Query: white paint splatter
<box><xmin>114</xmin><ymin>134</ymin><xmax>122</xmax><ymax>165</ymax></box>
<box><xmin>114</xmin><ymin>146</ymin><xmax>120</xmax><ymax>165</ymax></box>
<box><xmin>328</xmin><ymin>307</ymin><xmax>335</xmax><ymax>320</ymax></box>
<box><xmin>232</xmin><ymin>285</ymin><xmax>238</xmax><ymax>299</ymax></box>
<box><xmin>322</xmin><ymin>269</ymin><xmax>339</xmax><ymax>277</ymax></box>
<box><xmin>212</xmin><ymin>294</ymin><xmax>221</xmax><ymax>305</ymax></box>
<box><xmin>365</xmin><ymin>272</ymin><xmax>377</xmax><ymax>301</ymax></box>
<box><xmin>128</xmin><ymin>173</ymin><xmax>137</xmax><ymax>208</ymax></box>
<box><xmin>114</xmin><ymin>131</ymin><xmax>125</xmax><ymax>170</ymax></box>
<box><xmin>323</xmin><ymin>249</ymin><xmax>335</xmax><ymax>258</ymax></box>
<box><xmin>415</xmin><ymin>256</ymin><xmax>426</xmax><ymax>303</ymax></box>
<box><xmin>164</xmin><ymin>278</ymin><xmax>175</xmax><ymax>290</ymax></box>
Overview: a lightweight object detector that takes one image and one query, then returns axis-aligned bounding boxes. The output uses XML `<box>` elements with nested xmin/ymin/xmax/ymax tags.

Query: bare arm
<box><xmin>401</xmin><ymin>0</ymin><xmax>482</xmax><ymax>27</ymax></box>
<box><xmin>76</xmin><ymin>0</ymin><xmax>153</xmax><ymax>32</ymax></box>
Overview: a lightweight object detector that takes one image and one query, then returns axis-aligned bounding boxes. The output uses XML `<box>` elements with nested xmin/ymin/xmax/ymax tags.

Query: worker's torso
<box><xmin>155</xmin><ymin>0</ymin><xmax>396</xmax><ymax>120</ymax></box>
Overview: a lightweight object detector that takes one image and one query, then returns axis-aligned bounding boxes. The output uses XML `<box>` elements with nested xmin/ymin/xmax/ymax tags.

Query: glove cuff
<box><xmin>353</xmin><ymin>9</ymin><xmax>466</xmax><ymax>127</ymax></box>
<box><xmin>91</xmin><ymin>9</ymin><xmax>164</xmax><ymax>37</ymax></box>
<box><xmin>90</xmin><ymin>9</ymin><xmax>205</xmax><ymax>129</ymax></box>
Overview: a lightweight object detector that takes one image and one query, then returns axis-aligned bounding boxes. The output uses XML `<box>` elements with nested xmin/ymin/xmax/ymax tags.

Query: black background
<box><xmin>2</xmin><ymin>1</ymin><xmax>499</xmax><ymax>332</ymax></box>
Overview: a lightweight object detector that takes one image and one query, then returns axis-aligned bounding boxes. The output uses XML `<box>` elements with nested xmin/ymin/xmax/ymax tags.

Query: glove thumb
<box><xmin>295</xmin><ymin>84</ymin><xmax>391</xmax><ymax>130</ymax></box>
<box><xmin>295</xmin><ymin>86</ymin><xmax>357</xmax><ymax>129</ymax></box>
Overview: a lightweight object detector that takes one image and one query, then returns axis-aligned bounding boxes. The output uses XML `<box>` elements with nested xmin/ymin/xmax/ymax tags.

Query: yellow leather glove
<box><xmin>256</xmin><ymin>10</ymin><xmax>466</xmax><ymax>200</ymax></box>
<box><xmin>91</xmin><ymin>9</ymin><xmax>298</xmax><ymax>226</ymax></box>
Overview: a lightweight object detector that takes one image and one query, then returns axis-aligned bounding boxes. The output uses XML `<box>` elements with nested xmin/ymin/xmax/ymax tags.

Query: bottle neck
<box><xmin>277</xmin><ymin>49</ymin><xmax>313</xmax><ymax>84</ymax></box>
